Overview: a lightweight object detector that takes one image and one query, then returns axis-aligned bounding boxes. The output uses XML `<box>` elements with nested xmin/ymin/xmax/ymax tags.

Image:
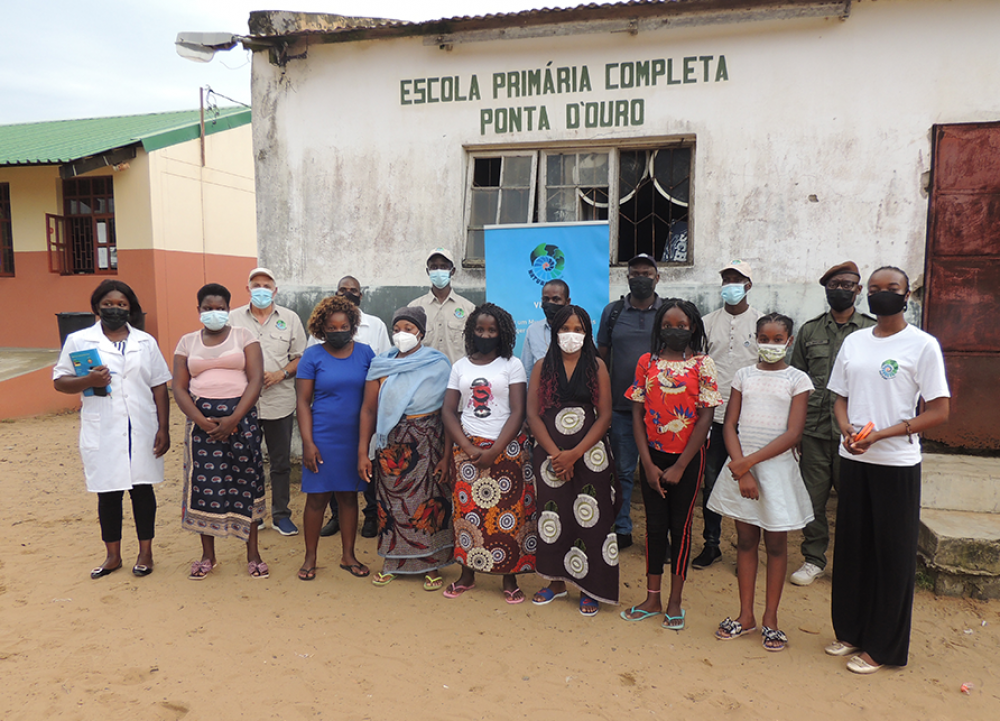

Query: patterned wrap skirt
<box><xmin>533</xmin><ymin>403</ymin><xmax>621</xmax><ymax>604</ymax></box>
<box><xmin>375</xmin><ymin>412</ymin><xmax>455</xmax><ymax>574</ymax></box>
<box><xmin>182</xmin><ymin>396</ymin><xmax>265</xmax><ymax>541</ymax></box>
<box><xmin>452</xmin><ymin>433</ymin><xmax>537</xmax><ymax>575</ymax></box>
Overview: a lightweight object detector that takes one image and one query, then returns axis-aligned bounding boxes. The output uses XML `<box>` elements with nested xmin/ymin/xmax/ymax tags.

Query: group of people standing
<box><xmin>54</xmin><ymin>248</ymin><xmax>949</xmax><ymax>675</ymax></box>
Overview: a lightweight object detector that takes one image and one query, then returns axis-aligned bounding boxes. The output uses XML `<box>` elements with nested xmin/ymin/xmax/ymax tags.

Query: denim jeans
<box><xmin>610</xmin><ymin>410</ymin><xmax>639</xmax><ymax>535</ymax></box>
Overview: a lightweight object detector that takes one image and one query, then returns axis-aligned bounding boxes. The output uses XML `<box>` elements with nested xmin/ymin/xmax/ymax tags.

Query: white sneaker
<box><xmin>791</xmin><ymin>562</ymin><xmax>824</xmax><ymax>586</ymax></box>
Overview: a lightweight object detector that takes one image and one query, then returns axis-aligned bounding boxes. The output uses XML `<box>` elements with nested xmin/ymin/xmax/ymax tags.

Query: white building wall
<box><xmin>251</xmin><ymin>0</ymin><xmax>1000</xmax><ymax>322</ymax></box>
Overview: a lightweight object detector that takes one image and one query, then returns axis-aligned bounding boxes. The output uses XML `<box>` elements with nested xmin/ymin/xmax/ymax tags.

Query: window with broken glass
<box><xmin>464</xmin><ymin>145</ymin><xmax>691</xmax><ymax>266</ymax></box>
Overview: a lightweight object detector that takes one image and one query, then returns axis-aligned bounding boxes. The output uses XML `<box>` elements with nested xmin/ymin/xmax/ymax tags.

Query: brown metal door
<box><xmin>924</xmin><ymin>123</ymin><xmax>1000</xmax><ymax>450</ymax></box>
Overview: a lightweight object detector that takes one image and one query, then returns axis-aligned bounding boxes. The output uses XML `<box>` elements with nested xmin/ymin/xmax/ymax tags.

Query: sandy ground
<box><xmin>1</xmin><ymin>403</ymin><xmax>998</xmax><ymax>721</ymax></box>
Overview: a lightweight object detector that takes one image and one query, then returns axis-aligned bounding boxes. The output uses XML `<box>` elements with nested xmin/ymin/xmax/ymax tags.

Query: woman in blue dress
<box><xmin>296</xmin><ymin>295</ymin><xmax>375</xmax><ymax>580</ymax></box>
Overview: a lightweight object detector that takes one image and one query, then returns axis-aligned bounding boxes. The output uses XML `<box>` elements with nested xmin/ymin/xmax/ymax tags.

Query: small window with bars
<box><xmin>0</xmin><ymin>183</ymin><xmax>13</xmax><ymax>277</ymax></box>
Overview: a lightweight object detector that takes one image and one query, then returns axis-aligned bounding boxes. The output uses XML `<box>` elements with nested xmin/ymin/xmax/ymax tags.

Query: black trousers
<box><xmin>97</xmin><ymin>485</ymin><xmax>156</xmax><ymax>543</ymax></box>
<box><xmin>640</xmin><ymin>447</ymin><xmax>705</xmax><ymax>580</ymax></box>
<box><xmin>261</xmin><ymin>414</ymin><xmax>294</xmax><ymax>521</ymax></box>
<box><xmin>832</xmin><ymin>457</ymin><xmax>921</xmax><ymax>667</ymax></box>
<box><xmin>700</xmin><ymin>422</ymin><xmax>726</xmax><ymax>547</ymax></box>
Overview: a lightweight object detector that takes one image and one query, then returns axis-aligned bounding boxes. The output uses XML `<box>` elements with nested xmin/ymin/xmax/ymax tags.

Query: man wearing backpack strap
<box><xmin>597</xmin><ymin>254</ymin><xmax>663</xmax><ymax>550</ymax></box>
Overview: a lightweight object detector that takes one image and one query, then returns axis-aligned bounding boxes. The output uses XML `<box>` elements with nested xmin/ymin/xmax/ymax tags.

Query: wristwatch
<box><xmin>282</xmin><ymin>369</ymin><xmax>290</xmax><ymax>380</ymax></box>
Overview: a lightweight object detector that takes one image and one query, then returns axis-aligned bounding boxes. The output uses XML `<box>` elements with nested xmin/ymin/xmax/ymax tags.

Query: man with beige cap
<box><xmin>409</xmin><ymin>247</ymin><xmax>475</xmax><ymax>364</ymax></box>
<box><xmin>230</xmin><ymin>267</ymin><xmax>307</xmax><ymax>536</ymax></box>
<box><xmin>693</xmin><ymin>260</ymin><xmax>763</xmax><ymax>569</ymax></box>
<box><xmin>788</xmin><ymin>261</ymin><xmax>875</xmax><ymax>586</ymax></box>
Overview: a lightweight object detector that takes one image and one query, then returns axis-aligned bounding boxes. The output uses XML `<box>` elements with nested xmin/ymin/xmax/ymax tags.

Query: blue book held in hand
<box><xmin>69</xmin><ymin>348</ymin><xmax>109</xmax><ymax>397</ymax></box>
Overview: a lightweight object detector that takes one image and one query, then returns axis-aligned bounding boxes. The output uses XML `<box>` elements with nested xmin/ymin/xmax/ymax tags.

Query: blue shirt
<box><xmin>521</xmin><ymin>319</ymin><xmax>550</xmax><ymax>384</ymax></box>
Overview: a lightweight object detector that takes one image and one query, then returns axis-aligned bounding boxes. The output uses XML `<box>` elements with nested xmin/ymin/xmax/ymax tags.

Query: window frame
<box><xmin>462</xmin><ymin>138</ymin><xmax>694</xmax><ymax>268</ymax></box>
<box><xmin>60</xmin><ymin>176</ymin><xmax>118</xmax><ymax>276</ymax></box>
<box><xmin>0</xmin><ymin>182</ymin><xmax>13</xmax><ymax>277</ymax></box>
<box><xmin>463</xmin><ymin>151</ymin><xmax>539</xmax><ymax>266</ymax></box>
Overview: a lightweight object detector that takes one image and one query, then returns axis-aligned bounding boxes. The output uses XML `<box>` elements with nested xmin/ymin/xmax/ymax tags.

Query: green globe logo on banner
<box><xmin>528</xmin><ymin>243</ymin><xmax>566</xmax><ymax>285</ymax></box>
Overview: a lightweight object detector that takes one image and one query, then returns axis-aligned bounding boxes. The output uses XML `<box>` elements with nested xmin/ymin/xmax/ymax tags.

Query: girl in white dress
<box><xmin>709</xmin><ymin>313</ymin><xmax>814</xmax><ymax>651</ymax></box>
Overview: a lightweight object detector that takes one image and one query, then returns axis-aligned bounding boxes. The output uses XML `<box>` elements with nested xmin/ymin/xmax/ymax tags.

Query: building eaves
<box><xmin>0</xmin><ymin>107</ymin><xmax>251</xmax><ymax>167</ymax></box>
<box><xmin>247</xmin><ymin>0</ymin><xmax>852</xmax><ymax>48</ymax></box>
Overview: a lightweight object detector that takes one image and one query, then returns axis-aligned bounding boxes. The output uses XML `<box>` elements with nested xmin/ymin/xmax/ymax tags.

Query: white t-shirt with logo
<box><xmin>827</xmin><ymin>325</ymin><xmax>950</xmax><ymax>467</ymax></box>
<box><xmin>448</xmin><ymin>355</ymin><xmax>527</xmax><ymax>440</ymax></box>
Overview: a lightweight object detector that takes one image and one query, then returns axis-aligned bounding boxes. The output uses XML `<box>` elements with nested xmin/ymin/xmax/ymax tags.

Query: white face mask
<box><xmin>393</xmin><ymin>331</ymin><xmax>420</xmax><ymax>353</ymax></box>
<box><xmin>557</xmin><ymin>332</ymin><xmax>585</xmax><ymax>354</ymax></box>
<box><xmin>758</xmin><ymin>342</ymin><xmax>789</xmax><ymax>364</ymax></box>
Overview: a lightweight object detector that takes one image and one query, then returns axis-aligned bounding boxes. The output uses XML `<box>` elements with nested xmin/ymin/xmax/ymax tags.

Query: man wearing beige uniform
<box><xmin>230</xmin><ymin>267</ymin><xmax>307</xmax><ymax>536</ymax></box>
<box><xmin>693</xmin><ymin>260</ymin><xmax>763</xmax><ymax>568</ymax></box>
<box><xmin>409</xmin><ymin>247</ymin><xmax>475</xmax><ymax>364</ymax></box>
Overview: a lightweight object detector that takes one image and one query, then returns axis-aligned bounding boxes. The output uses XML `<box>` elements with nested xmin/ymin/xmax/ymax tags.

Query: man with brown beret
<box><xmin>789</xmin><ymin>261</ymin><xmax>876</xmax><ymax>586</ymax></box>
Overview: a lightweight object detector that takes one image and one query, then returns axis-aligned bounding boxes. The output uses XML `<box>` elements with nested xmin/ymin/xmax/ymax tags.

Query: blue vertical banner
<box><xmin>485</xmin><ymin>222</ymin><xmax>610</xmax><ymax>356</ymax></box>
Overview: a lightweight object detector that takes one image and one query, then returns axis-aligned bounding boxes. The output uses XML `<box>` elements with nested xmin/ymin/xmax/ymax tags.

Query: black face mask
<box><xmin>341</xmin><ymin>292</ymin><xmax>361</xmax><ymax>307</ymax></box>
<box><xmin>541</xmin><ymin>302</ymin><xmax>562</xmax><ymax>323</ymax></box>
<box><xmin>868</xmin><ymin>291</ymin><xmax>907</xmax><ymax>316</ymax></box>
<box><xmin>628</xmin><ymin>276</ymin><xmax>656</xmax><ymax>301</ymax></box>
<box><xmin>826</xmin><ymin>288</ymin><xmax>856</xmax><ymax>312</ymax></box>
<box><xmin>659</xmin><ymin>327</ymin><xmax>692</xmax><ymax>352</ymax></box>
<box><xmin>325</xmin><ymin>330</ymin><xmax>353</xmax><ymax>349</ymax></box>
<box><xmin>473</xmin><ymin>335</ymin><xmax>501</xmax><ymax>355</ymax></box>
<box><xmin>99</xmin><ymin>307</ymin><xmax>130</xmax><ymax>330</ymax></box>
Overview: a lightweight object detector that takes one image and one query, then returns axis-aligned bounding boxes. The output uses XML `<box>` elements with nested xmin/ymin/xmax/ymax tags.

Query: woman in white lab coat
<box><xmin>54</xmin><ymin>280</ymin><xmax>172</xmax><ymax>579</ymax></box>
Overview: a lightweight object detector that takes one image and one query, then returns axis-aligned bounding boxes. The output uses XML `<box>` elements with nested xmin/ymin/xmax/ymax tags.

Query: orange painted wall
<box><xmin>2</xmin><ymin>248</ymin><xmax>256</xmax><ymax>362</ymax></box>
<box><xmin>0</xmin><ymin>366</ymin><xmax>80</xmax><ymax>419</ymax></box>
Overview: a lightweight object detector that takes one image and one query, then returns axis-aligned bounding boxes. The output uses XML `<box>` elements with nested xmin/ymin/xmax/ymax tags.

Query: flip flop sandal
<box><xmin>532</xmin><ymin>588</ymin><xmax>568</xmax><ymax>606</ymax></box>
<box><xmin>761</xmin><ymin>626</ymin><xmax>788</xmax><ymax>652</ymax></box>
<box><xmin>90</xmin><ymin>563</ymin><xmax>122</xmax><ymax>580</ymax></box>
<box><xmin>188</xmin><ymin>560</ymin><xmax>216</xmax><ymax>580</ymax></box>
<box><xmin>662</xmin><ymin>609</ymin><xmax>686</xmax><ymax>631</ymax></box>
<box><xmin>248</xmin><ymin>560</ymin><xmax>269</xmax><ymax>579</ymax></box>
<box><xmin>340</xmin><ymin>563</ymin><xmax>370</xmax><ymax>578</ymax></box>
<box><xmin>504</xmin><ymin>588</ymin><xmax>526</xmax><ymax>605</ymax></box>
<box><xmin>442</xmin><ymin>582</ymin><xmax>475</xmax><ymax>599</ymax></box>
<box><xmin>298</xmin><ymin>567</ymin><xmax>317</xmax><ymax>581</ymax></box>
<box><xmin>620</xmin><ymin>606</ymin><xmax>661</xmax><ymax>622</ymax></box>
<box><xmin>579</xmin><ymin>594</ymin><xmax>599</xmax><ymax>616</ymax></box>
<box><xmin>423</xmin><ymin>575</ymin><xmax>444</xmax><ymax>591</ymax></box>
<box><xmin>372</xmin><ymin>572</ymin><xmax>396</xmax><ymax>587</ymax></box>
<box><xmin>715</xmin><ymin>617</ymin><xmax>756</xmax><ymax>640</ymax></box>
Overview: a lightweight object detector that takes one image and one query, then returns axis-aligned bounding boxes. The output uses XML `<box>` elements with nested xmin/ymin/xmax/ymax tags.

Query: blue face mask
<box><xmin>200</xmin><ymin>310</ymin><xmax>229</xmax><ymax>331</ymax></box>
<box><xmin>250</xmin><ymin>288</ymin><xmax>273</xmax><ymax>309</ymax></box>
<box><xmin>429</xmin><ymin>269</ymin><xmax>452</xmax><ymax>289</ymax></box>
<box><xmin>720</xmin><ymin>283</ymin><xmax>748</xmax><ymax>306</ymax></box>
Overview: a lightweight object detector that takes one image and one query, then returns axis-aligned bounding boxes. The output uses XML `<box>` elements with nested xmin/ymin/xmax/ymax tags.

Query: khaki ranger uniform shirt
<box><xmin>229</xmin><ymin>303</ymin><xmax>306</xmax><ymax>420</ymax></box>
<box><xmin>703</xmin><ymin>305</ymin><xmax>764</xmax><ymax>424</ymax></box>
<box><xmin>410</xmin><ymin>288</ymin><xmax>476</xmax><ymax>364</ymax></box>
<box><xmin>790</xmin><ymin>309</ymin><xmax>876</xmax><ymax>440</ymax></box>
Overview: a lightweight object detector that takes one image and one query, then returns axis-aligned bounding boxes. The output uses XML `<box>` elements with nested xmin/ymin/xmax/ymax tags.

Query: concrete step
<box><xmin>918</xmin><ymin>508</ymin><xmax>1000</xmax><ymax>600</ymax></box>
<box><xmin>921</xmin><ymin>453</ymin><xmax>1000</xmax><ymax>514</ymax></box>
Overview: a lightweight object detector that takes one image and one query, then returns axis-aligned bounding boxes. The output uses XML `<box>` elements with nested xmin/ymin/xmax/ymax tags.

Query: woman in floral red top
<box><xmin>621</xmin><ymin>298</ymin><xmax>721</xmax><ymax>630</ymax></box>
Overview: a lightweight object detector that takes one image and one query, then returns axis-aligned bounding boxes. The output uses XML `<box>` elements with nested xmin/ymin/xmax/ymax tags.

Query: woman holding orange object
<box><xmin>826</xmin><ymin>266</ymin><xmax>950</xmax><ymax>673</ymax></box>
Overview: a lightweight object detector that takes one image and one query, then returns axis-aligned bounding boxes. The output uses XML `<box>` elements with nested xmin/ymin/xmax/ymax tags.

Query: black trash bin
<box><xmin>56</xmin><ymin>312</ymin><xmax>96</xmax><ymax>347</ymax></box>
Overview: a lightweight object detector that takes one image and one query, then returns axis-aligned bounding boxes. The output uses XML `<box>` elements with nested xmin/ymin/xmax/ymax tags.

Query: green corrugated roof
<box><xmin>0</xmin><ymin>107</ymin><xmax>251</xmax><ymax>166</ymax></box>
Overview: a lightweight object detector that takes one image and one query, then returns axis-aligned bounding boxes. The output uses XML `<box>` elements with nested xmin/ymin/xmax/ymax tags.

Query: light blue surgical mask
<box><xmin>250</xmin><ymin>288</ymin><xmax>273</xmax><ymax>309</ymax></box>
<box><xmin>200</xmin><ymin>310</ymin><xmax>229</xmax><ymax>331</ymax></box>
<box><xmin>429</xmin><ymin>269</ymin><xmax>452</xmax><ymax>289</ymax></box>
<box><xmin>720</xmin><ymin>283</ymin><xmax>748</xmax><ymax>306</ymax></box>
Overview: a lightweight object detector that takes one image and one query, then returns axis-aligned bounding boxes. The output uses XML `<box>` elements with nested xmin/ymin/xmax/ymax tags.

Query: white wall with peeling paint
<box><xmin>250</xmin><ymin>0</ymin><xmax>1000</xmax><ymax>326</ymax></box>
